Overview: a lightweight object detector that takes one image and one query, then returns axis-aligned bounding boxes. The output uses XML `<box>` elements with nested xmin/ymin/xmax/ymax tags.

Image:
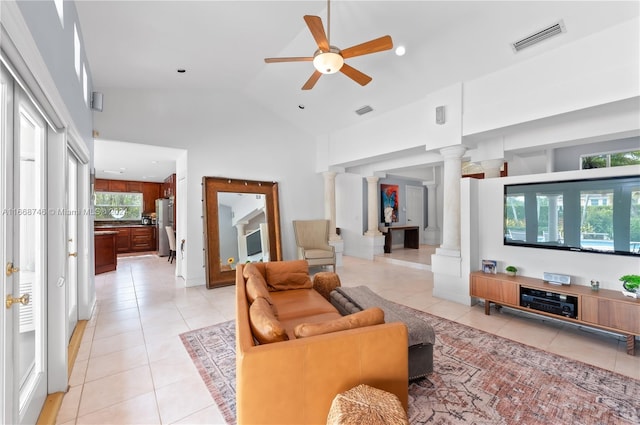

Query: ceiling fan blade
<box><xmin>341</xmin><ymin>35</ymin><xmax>393</xmax><ymax>59</ymax></box>
<box><xmin>304</xmin><ymin>15</ymin><xmax>329</xmax><ymax>51</ymax></box>
<box><xmin>264</xmin><ymin>57</ymin><xmax>313</xmax><ymax>63</ymax></box>
<box><xmin>302</xmin><ymin>70</ymin><xmax>322</xmax><ymax>90</ymax></box>
<box><xmin>340</xmin><ymin>63</ymin><xmax>372</xmax><ymax>86</ymax></box>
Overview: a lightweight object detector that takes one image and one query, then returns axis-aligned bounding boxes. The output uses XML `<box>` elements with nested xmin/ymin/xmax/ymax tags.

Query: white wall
<box><xmin>336</xmin><ymin>172</ymin><xmax>368</xmax><ymax>259</ymax></box>
<box><xmin>463</xmin><ymin>18</ymin><xmax>640</xmax><ymax>136</ymax></box>
<box><xmin>93</xmin><ymin>88</ymin><xmax>324</xmax><ymax>286</ymax></box>
<box><xmin>473</xmin><ymin>165</ymin><xmax>639</xmax><ymax>290</ymax></box>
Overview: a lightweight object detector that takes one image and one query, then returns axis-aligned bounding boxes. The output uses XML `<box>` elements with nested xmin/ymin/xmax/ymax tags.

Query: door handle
<box><xmin>68</xmin><ymin>252</ymin><xmax>78</xmax><ymax>257</ymax></box>
<box><xmin>6</xmin><ymin>293</ymin><xmax>30</xmax><ymax>309</ymax></box>
<box><xmin>6</xmin><ymin>262</ymin><xmax>19</xmax><ymax>276</ymax></box>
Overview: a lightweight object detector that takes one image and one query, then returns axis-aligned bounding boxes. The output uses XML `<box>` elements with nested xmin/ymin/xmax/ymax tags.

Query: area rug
<box><xmin>180</xmin><ymin>303</ymin><xmax>639</xmax><ymax>425</ymax></box>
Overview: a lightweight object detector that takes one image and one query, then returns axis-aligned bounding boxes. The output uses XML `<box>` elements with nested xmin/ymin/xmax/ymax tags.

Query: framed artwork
<box><xmin>482</xmin><ymin>259</ymin><xmax>497</xmax><ymax>274</ymax></box>
<box><xmin>380</xmin><ymin>184</ymin><xmax>399</xmax><ymax>224</ymax></box>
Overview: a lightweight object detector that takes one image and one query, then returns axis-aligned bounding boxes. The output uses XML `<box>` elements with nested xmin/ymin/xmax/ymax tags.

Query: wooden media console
<box><xmin>469</xmin><ymin>271</ymin><xmax>640</xmax><ymax>355</ymax></box>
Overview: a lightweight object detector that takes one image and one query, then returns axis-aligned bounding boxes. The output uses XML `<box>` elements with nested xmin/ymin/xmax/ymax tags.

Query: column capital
<box><xmin>323</xmin><ymin>171</ymin><xmax>337</xmax><ymax>180</ymax></box>
<box><xmin>366</xmin><ymin>175</ymin><xmax>380</xmax><ymax>184</ymax></box>
<box><xmin>439</xmin><ymin>145</ymin><xmax>467</xmax><ymax>160</ymax></box>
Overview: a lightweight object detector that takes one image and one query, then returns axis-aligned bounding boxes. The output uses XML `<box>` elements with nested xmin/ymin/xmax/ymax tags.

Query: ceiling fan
<box><xmin>264</xmin><ymin>0</ymin><xmax>393</xmax><ymax>90</ymax></box>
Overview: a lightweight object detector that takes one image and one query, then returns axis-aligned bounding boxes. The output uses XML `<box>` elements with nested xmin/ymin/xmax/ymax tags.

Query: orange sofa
<box><xmin>235</xmin><ymin>260</ymin><xmax>408</xmax><ymax>424</ymax></box>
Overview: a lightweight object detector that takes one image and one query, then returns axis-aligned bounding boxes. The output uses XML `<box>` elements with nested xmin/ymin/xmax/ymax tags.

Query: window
<box><xmin>581</xmin><ymin>149</ymin><xmax>640</xmax><ymax>169</ymax></box>
<box><xmin>54</xmin><ymin>0</ymin><xmax>64</xmax><ymax>27</ymax></box>
<box><xmin>74</xmin><ymin>24</ymin><xmax>81</xmax><ymax>78</ymax></box>
<box><xmin>94</xmin><ymin>192</ymin><xmax>143</xmax><ymax>221</ymax></box>
<box><xmin>82</xmin><ymin>63</ymin><xmax>88</xmax><ymax>106</ymax></box>
<box><xmin>504</xmin><ymin>176</ymin><xmax>640</xmax><ymax>256</ymax></box>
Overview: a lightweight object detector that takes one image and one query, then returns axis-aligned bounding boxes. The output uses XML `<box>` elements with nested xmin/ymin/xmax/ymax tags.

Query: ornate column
<box><xmin>439</xmin><ymin>146</ymin><xmax>466</xmax><ymax>251</ymax></box>
<box><xmin>323</xmin><ymin>171</ymin><xmax>340</xmax><ymax>241</ymax></box>
<box><xmin>424</xmin><ymin>182</ymin><xmax>440</xmax><ymax>245</ymax></box>
<box><xmin>480</xmin><ymin>159</ymin><xmax>503</xmax><ymax>178</ymax></box>
<box><xmin>365</xmin><ymin>176</ymin><xmax>382</xmax><ymax>236</ymax></box>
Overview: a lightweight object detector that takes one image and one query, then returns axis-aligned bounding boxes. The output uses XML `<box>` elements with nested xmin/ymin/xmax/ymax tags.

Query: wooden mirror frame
<box><xmin>202</xmin><ymin>177</ymin><xmax>282</xmax><ymax>288</ymax></box>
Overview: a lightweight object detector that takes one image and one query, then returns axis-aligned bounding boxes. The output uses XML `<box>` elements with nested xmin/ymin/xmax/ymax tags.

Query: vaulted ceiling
<box><xmin>76</xmin><ymin>1</ymin><xmax>638</xmax><ymax>180</ymax></box>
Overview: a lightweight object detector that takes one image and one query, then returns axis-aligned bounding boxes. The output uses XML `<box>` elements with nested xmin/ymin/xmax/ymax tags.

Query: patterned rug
<box><xmin>180</xmin><ymin>304</ymin><xmax>639</xmax><ymax>425</ymax></box>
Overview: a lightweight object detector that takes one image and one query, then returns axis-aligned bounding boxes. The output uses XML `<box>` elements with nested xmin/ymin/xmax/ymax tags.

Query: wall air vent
<box><xmin>512</xmin><ymin>20</ymin><xmax>565</xmax><ymax>52</ymax></box>
<box><xmin>355</xmin><ymin>105</ymin><xmax>373</xmax><ymax>116</ymax></box>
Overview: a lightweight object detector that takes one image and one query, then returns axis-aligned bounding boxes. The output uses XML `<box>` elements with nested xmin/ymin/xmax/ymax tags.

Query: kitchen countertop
<box><xmin>95</xmin><ymin>223</ymin><xmax>156</xmax><ymax>229</ymax></box>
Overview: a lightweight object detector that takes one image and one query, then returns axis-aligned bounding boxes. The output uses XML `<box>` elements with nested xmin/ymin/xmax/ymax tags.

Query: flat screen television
<box><xmin>504</xmin><ymin>175</ymin><xmax>640</xmax><ymax>257</ymax></box>
<box><xmin>246</xmin><ymin>229</ymin><xmax>262</xmax><ymax>257</ymax></box>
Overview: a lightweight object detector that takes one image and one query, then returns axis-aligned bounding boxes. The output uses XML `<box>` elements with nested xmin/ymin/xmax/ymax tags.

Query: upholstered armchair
<box><xmin>292</xmin><ymin>219</ymin><xmax>336</xmax><ymax>272</ymax></box>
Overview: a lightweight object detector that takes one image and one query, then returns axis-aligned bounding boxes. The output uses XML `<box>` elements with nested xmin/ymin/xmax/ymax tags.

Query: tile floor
<box><xmin>56</xmin><ymin>250</ymin><xmax>639</xmax><ymax>424</ymax></box>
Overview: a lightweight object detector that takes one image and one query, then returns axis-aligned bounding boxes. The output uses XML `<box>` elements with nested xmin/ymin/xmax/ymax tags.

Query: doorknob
<box><xmin>6</xmin><ymin>293</ymin><xmax>30</xmax><ymax>309</ymax></box>
<box><xmin>68</xmin><ymin>252</ymin><xmax>78</xmax><ymax>257</ymax></box>
<box><xmin>6</xmin><ymin>262</ymin><xmax>19</xmax><ymax>276</ymax></box>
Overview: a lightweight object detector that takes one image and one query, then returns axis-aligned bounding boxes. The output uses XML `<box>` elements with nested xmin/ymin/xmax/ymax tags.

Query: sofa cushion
<box><xmin>293</xmin><ymin>307</ymin><xmax>385</xmax><ymax>338</ymax></box>
<box><xmin>243</xmin><ymin>262</ymin><xmax>266</xmax><ymax>280</ymax></box>
<box><xmin>249</xmin><ymin>297</ymin><xmax>289</xmax><ymax>344</ymax></box>
<box><xmin>245</xmin><ymin>274</ymin><xmax>273</xmax><ymax>306</ymax></box>
<box><xmin>270</xmin><ymin>289</ymin><xmax>339</xmax><ymax>321</ymax></box>
<box><xmin>265</xmin><ymin>260</ymin><xmax>312</xmax><ymax>291</ymax></box>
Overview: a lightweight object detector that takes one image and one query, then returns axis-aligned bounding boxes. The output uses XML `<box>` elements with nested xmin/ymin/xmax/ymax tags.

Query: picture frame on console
<box><xmin>482</xmin><ymin>259</ymin><xmax>497</xmax><ymax>274</ymax></box>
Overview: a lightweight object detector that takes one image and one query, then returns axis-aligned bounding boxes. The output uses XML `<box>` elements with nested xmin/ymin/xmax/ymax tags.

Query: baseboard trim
<box><xmin>36</xmin><ymin>320</ymin><xmax>88</xmax><ymax>424</ymax></box>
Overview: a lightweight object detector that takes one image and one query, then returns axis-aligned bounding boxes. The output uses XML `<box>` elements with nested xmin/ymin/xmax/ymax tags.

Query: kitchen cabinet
<box><xmin>127</xmin><ymin>181</ymin><xmax>143</xmax><ymax>192</ymax></box>
<box><xmin>130</xmin><ymin>226</ymin><xmax>156</xmax><ymax>252</ymax></box>
<box><xmin>162</xmin><ymin>173</ymin><xmax>176</xmax><ymax>198</ymax></box>
<box><xmin>142</xmin><ymin>182</ymin><xmax>161</xmax><ymax>215</ymax></box>
<box><xmin>94</xmin><ymin>231</ymin><xmax>117</xmax><ymax>274</ymax></box>
<box><xmin>115</xmin><ymin>228</ymin><xmax>131</xmax><ymax>253</ymax></box>
<box><xmin>95</xmin><ymin>178</ymin><xmax>144</xmax><ymax>193</ymax></box>
<box><xmin>94</xmin><ymin>178</ymin><xmax>109</xmax><ymax>191</ymax></box>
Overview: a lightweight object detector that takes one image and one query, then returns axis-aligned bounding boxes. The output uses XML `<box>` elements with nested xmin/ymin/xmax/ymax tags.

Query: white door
<box><xmin>1</xmin><ymin>64</ymin><xmax>48</xmax><ymax>424</ymax></box>
<box><xmin>406</xmin><ymin>185</ymin><xmax>424</xmax><ymax>244</ymax></box>
<box><xmin>67</xmin><ymin>151</ymin><xmax>79</xmax><ymax>340</ymax></box>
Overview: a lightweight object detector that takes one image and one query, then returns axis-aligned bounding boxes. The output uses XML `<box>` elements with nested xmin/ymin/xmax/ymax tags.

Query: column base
<box><xmin>431</xmin><ymin>250</ymin><xmax>472</xmax><ymax>306</ymax></box>
<box><xmin>424</xmin><ymin>226</ymin><xmax>440</xmax><ymax>245</ymax></box>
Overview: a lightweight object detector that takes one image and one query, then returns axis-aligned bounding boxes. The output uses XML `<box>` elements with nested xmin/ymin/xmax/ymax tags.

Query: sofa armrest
<box><xmin>236</xmin><ymin>322</ymin><xmax>408</xmax><ymax>425</ymax></box>
<box><xmin>313</xmin><ymin>272</ymin><xmax>341</xmax><ymax>301</ymax></box>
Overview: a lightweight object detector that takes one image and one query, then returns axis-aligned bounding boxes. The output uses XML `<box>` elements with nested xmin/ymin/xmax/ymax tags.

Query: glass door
<box><xmin>67</xmin><ymin>150</ymin><xmax>79</xmax><ymax>340</ymax></box>
<box><xmin>1</xmin><ymin>64</ymin><xmax>48</xmax><ymax>425</ymax></box>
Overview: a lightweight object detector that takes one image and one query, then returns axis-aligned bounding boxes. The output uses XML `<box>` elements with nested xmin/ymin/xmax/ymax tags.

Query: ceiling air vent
<box><xmin>355</xmin><ymin>105</ymin><xmax>373</xmax><ymax>116</ymax></box>
<box><xmin>512</xmin><ymin>20</ymin><xmax>565</xmax><ymax>52</ymax></box>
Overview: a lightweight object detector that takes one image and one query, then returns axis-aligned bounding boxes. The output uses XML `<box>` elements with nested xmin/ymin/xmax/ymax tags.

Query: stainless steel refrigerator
<box><xmin>156</xmin><ymin>198</ymin><xmax>173</xmax><ymax>256</ymax></box>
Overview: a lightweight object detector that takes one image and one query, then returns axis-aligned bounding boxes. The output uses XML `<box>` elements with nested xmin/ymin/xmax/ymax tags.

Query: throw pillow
<box><xmin>294</xmin><ymin>307</ymin><xmax>385</xmax><ymax>338</ymax></box>
<box><xmin>265</xmin><ymin>259</ymin><xmax>312</xmax><ymax>291</ymax></box>
<box><xmin>249</xmin><ymin>297</ymin><xmax>288</xmax><ymax>344</ymax></box>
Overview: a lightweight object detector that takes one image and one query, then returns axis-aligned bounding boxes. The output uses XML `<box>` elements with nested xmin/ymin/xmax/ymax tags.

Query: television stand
<box><xmin>469</xmin><ymin>271</ymin><xmax>640</xmax><ymax>355</ymax></box>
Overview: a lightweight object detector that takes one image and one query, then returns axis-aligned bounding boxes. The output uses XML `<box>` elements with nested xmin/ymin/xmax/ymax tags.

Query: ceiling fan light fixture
<box><xmin>313</xmin><ymin>48</ymin><xmax>344</xmax><ymax>74</ymax></box>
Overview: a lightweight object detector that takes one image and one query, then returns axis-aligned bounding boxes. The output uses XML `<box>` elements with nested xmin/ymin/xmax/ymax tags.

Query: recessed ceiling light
<box><xmin>151</xmin><ymin>160</ymin><xmax>158</xmax><ymax>164</ymax></box>
<box><xmin>177</xmin><ymin>69</ymin><xmax>186</xmax><ymax>73</ymax></box>
<box><xmin>395</xmin><ymin>45</ymin><xmax>406</xmax><ymax>56</ymax></box>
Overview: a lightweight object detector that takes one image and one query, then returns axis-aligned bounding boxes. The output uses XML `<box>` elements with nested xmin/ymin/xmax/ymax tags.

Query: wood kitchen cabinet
<box><xmin>130</xmin><ymin>226</ymin><xmax>156</xmax><ymax>252</ymax></box>
<box><xmin>94</xmin><ymin>231</ymin><xmax>117</xmax><ymax>274</ymax></box>
<box><xmin>142</xmin><ymin>182</ymin><xmax>161</xmax><ymax>214</ymax></box>
<box><xmin>95</xmin><ymin>178</ymin><xmax>143</xmax><ymax>193</ymax></box>
<box><xmin>115</xmin><ymin>228</ymin><xmax>131</xmax><ymax>253</ymax></box>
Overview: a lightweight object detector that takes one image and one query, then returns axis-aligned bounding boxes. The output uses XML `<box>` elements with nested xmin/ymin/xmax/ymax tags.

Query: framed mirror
<box><xmin>202</xmin><ymin>177</ymin><xmax>282</xmax><ymax>288</ymax></box>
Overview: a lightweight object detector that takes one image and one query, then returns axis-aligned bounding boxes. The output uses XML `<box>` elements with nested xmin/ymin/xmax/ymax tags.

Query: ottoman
<box><xmin>327</xmin><ymin>384</ymin><xmax>409</xmax><ymax>425</ymax></box>
<box><xmin>330</xmin><ymin>286</ymin><xmax>435</xmax><ymax>380</ymax></box>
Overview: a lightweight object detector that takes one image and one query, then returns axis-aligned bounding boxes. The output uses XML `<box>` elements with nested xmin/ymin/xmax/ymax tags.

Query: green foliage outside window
<box><xmin>95</xmin><ymin>192</ymin><xmax>143</xmax><ymax>221</ymax></box>
<box><xmin>581</xmin><ymin>150</ymin><xmax>640</xmax><ymax>169</ymax></box>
